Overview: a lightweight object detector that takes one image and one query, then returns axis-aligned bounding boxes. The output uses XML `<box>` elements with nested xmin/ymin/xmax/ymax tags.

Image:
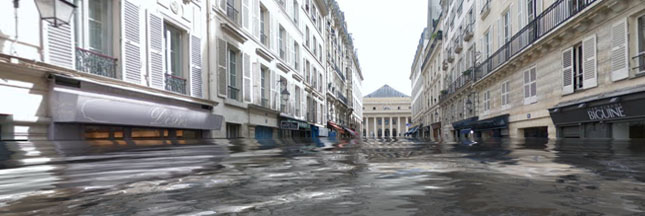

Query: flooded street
<box><xmin>0</xmin><ymin>138</ymin><xmax>644</xmax><ymax>215</ymax></box>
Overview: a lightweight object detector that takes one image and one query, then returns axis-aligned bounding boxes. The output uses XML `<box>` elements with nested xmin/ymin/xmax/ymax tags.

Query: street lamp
<box><xmin>280</xmin><ymin>88</ymin><xmax>290</xmax><ymax>102</ymax></box>
<box><xmin>34</xmin><ymin>0</ymin><xmax>77</xmax><ymax>27</ymax></box>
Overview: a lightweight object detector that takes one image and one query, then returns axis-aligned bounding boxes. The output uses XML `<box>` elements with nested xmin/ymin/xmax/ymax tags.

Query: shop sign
<box><xmin>280</xmin><ymin>121</ymin><xmax>299</xmax><ymax>130</ymax></box>
<box><xmin>586</xmin><ymin>103</ymin><xmax>626</xmax><ymax>121</ymax></box>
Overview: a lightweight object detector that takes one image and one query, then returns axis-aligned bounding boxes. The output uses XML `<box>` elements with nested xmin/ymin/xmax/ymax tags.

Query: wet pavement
<box><xmin>0</xmin><ymin>137</ymin><xmax>644</xmax><ymax>215</ymax></box>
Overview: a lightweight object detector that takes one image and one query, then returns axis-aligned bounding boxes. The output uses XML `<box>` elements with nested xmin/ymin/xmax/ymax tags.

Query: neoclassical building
<box><xmin>362</xmin><ymin>85</ymin><xmax>412</xmax><ymax>138</ymax></box>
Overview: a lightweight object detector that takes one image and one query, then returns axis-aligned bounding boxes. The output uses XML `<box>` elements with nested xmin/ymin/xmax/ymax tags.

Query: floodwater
<box><xmin>0</xmin><ymin>137</ymin><xmax>644</xmax><ymax>215</ymax></box>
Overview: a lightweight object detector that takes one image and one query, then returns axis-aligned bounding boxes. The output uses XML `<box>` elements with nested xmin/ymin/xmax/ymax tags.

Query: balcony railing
<box><xmin>440</xmin><ymin>72</ymin><xmax>473</xmax><ymax>104</ymax></box>
<box><xmin>75</xmin><ymin>47</ymin><xmax>118</xmax><ymax>78</ymax></box>
<box><xmin>336</xmin><ymin>91</ymin><xmax>348</xmax><ymax>105</ymax></box>
<box><xmin>334</xmin><ymin>64</ymin><xmax>345</xmax><ymax>81</ymax></box>
<box><xmin>632</xmin><ymin>52</ymin><xmax>645</xmax><ymax>73</ymax></box>
<box><xmin>475</xmin><ymin>0</ymin><xmax>596</xmax><ymax>82</ymax></box>
<box><xmin>463</xmin><ymin>23</ymin><xmax>474</xmax><ymax>41</ymax></box>
<box><xmin>454</xmin><ymin>35</ymin><xmax>463</xmax><ymax>53</ymax></box>
<box><xmin>228</xmin><ymin>86</ymin><xmax>240</xmax><ymax>101</ymax></box>
<box><xmin>226</xmin><ymin>3</ymin><xmax>240</xmax><ymax>25</ymax></box>
<box><xmin>165</xmin><ymin>74</ymin><xmax>187</xmax><ymax>94</ymax></box>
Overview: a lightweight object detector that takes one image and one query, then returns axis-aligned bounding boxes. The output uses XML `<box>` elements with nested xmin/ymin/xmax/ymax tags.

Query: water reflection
<box><xmin>0</xmin><ymin>138</ymin><xmax>643</xmax><ymax>215</ymax></box>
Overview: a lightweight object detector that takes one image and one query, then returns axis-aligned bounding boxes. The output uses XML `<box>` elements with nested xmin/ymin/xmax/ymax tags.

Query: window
<box><xmin>294</xmin><ymin>42</ymin><xmax>300</xmax><ymax>71</ymax></box>
<box><xmin>373</xmin><ymin>107</ymin><xmax>376</xmax><ymax>110</ymax></box>
<box><xmin>637</xmin><ymin>16</ymin><xmax>645</xmax><ymax>73</ymax></box>
<box><xmin>305</xmin><ymin>60</ymin><xmax>311</xmax><ymax>83</ymax></box>
<box><xmin>260</xmin><ymin>6</ymin><xmax>269</xmax><ymax>46</ymax></box>
<box><xmin>503</xmin><ymin>10</ymin><xmax>511</xmax><ymax>43</ymax></box>
<box><xmin>318</xmin><ymin>73</ymin><xmax>323</xmax><ymax>92</ymax></box>
<box><xmin>377</xmin><ymin>118</ymin><xmax>382</xmax><ymax>125</ymax></box>
<box><xmin>318</xmin><ymin>44</ymin><xmax>323</xmax><ymax>60</ymax></box>
<box><xmin>226</xmin><ymin>0</ymin><xmax>239</xmax><ymax>24</ymax></box>
<box><xmin>293</xmin><ymin>1</ymin><xmax>299</xmax><ymax>23</ymax></box>
<box><xmin>295</xmin><ymin>86</ymin><xmax>301</xmax><ymax>116</ymax></box>
<box><xmin>279</xmin><ymin>77</ymin><xmax>287</xmax><ymax>112</ymax></box>
<box><xmin>279</xmin><ymin>26</ymin><xmax>286</xmax><ymax>59</ymax></box>
<box><xmin>228</xmin><ymin>48</ymin><xmax>241</xmax><ymax>101</ymax></box>
<box><xmin>572</xmin><ymin>43</ymin><xmax>584</xmax><ymax>90</ymax></box>
<box><xmin>86</xmin><ymin>0</ymin><xmax>112</xmax><ymax>55</ymax></box>
<box><xmin>312</xmin><ymin>37</ymin><xmax>317</xmax><ymax>54</ymax></box>
<box><xmin>524</xmin><ymin>67</ymin><xmax>537</xmax><ymax>104</ymax></box>
<box><xmin>501</xmin><ymin>80</ymin><xmax>510</xmax><ymax>109</ymax></box>
<box><xmin>261</xmin><ymin>67</ymin><xmax>269</xmax><ymax>107</ymax></box>
<box><xmin>484</xmin><ymin>30</ymin><xmax>490</xmax><ymax>58</ymax></box>
<box><xmin>164</xmin><ymin>23</ymin><xmax>183</xmax><ymax>77</ymax></box>
<box><xmin>483</xmin><ymin>90</ymin><xmax>491</xmax><ymax>112</ymax></box>
<box><xmin>306</xmin><ymin>27</ymin><xmax>310</xmax><ymax>47</ymax></box>
<box><xmin>398</xmin><ymin>106</ymin><xmax>401</xmax><ymax>110</ymax></box>
<box><xmin>226</xmin><ymin>123</ymin><xmax>240</xmax><ymax>138</ymax></box>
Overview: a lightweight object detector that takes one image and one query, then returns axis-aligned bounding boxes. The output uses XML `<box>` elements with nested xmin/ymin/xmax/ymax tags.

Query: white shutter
<box><xmin>536</xmin><ymin>0</ymin><xmax>543</xmax><ymax>15</ymax></box>
<box><xmin>301</xmin><ymin>88</ymin><xmax>306</xmax><ymax>118</ymax></box>
<box><xmin>46</xmin><ymin>22</ymin><xmax>74</xmax><ymax>69</ymax></box>
<box><xmin>562</xmin><ymin>48</ymin><xmax>574</xmax><ymax>94</ymax></box>
<box><xmin>252</xmin><ymin>0</ymin><xmax>259</xmax><ymax>38</ymax></box>
<box><xmin>517</xmin><ymin>2</ymin><xmax>524</xmax><ymax>30</ymax></box>
<box><xmin>217</xmin><ymin>38</ymin><xmax>228</xmax><ymax>97</ymax></box>
<box><xmin>611</xmin><ymin>19</ymin><xmax>629</xmax><ymax>81</ymax></box>
<box><xmin>582</xmin><ymin>34</ymin><xmax>597</xmax><ymax>89</ymax></box>
<box><xmin>243</xmin><ymin>53</ymin><xmax>252</xmax><ymax>102</ymax></box>
<box><xmin>122</xmin><ymin>0</ymin><xmax>143</xmax><ymax>84</ymax></box>
<box><xmin>190</xmin><ymin>35</ymin><xmax>203</xmax><ymax>98</ymax></box>
<box><xmin>242</xmin><ymin>0</ymin><xmax>250</xmax><ymax>30</ymax></box>
<box><xmin>253</xmin><ymin>62</ymin><xmax>261</xmax><ymax>104</ymax></box>
<box><xmin>148</xmin><ymin>12</ymin><xmax>164</xmax><ymax>89</ymax></box>
<box><xmin>497</xmin><ymin>18</ymin><xmax>502</xmax><ymax>49</ymax></box>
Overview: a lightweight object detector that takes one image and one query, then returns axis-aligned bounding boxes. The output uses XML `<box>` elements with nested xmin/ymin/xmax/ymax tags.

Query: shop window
<box><xmin>131</xmin><ymin>128</ymin><xmax>164</xmax><ymax>139</ymax></box>
<box><xmin>85</xmin><ymin>126</ymin><xmax>111</xmax><ymax>139</ymax></box>
<box><xmin>524</xmin><ymin>127</ymin><xmax>547</xmax><ymax>138</ymax></box>
<box><xmin>227</xmin><ymin>123</ymin><xmax>240</xmax><ymax>138</ymax></box>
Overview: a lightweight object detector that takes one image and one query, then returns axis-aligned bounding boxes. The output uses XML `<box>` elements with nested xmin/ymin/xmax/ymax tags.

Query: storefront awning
<box><xmin>327</xmin><ymin>121</ymin><xmax>345</xmax><ymax>134</ymax></box>
<box><xmin>549</xmin><ymin>88</ymin><xmax>645</xmax><ymax>126</ymax></box>
<box><xmin>471</xmin><ymin>114</ymin><xmax>509</xmax><ymax>131</ymax></box>
<box><xmin>452</xmin><ymin>117</ymin><xmax>479</xmax><ymax>130</ymax></box>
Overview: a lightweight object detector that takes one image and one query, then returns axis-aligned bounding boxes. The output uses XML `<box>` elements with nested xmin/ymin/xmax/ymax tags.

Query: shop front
<box><xmin>279</xmin><ymin>116</ymin><xmax>310</xmax><ymax>138</ymax></box>
<box><xmin>431</xmin><ymin>122</ymin><xmax>441</xmax><ymax>142</ymax></box>
<box><xmin>451</xmin><ymin>117</ymin><xmax>478</xmax><ymax>141</ymax></box>
<box><xmin>248</xmin><ymin>104</ymin><xmax>280</xmax><ymax>139</ymax></box>
<box><xmin>549</xmin><ymin>89</ymin><xmax>645</xmax><ymax>139</ymax></box>
<box><xmin>471</xmin><ymin>114</ymin><xmax>510</xmax><ymax>139</ymax></box>
<box><xmin>48</xmin><ymin>75</ymin><xmax>223</xmax><ymax>140</ymax></box>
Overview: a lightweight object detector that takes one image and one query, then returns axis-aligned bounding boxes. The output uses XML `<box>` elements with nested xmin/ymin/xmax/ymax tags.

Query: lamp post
<box><xmin>34</xmin><ymin>0</ymin><xmax>77</xmax><ymax>27</ymax></box>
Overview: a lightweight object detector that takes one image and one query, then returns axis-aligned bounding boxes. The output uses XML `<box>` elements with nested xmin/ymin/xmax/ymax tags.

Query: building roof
<box><xmin>365</xmin><ymin>85</ymin><xmax>409</xmax><ymax>98</ymax></box>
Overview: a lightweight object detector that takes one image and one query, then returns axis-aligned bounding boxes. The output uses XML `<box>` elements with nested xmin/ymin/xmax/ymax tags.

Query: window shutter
<box><xmin>611</xmin><ymin>19</ymin><xmax>629</xmax><ymax>81</ymax></box>
<box><xmin>252</xmin><ymin>0</ymin><xmax>259</xmax><ymax>38</ymax></box>
<box><xmin>536</xmin><ymin>0</ymin><xmax>543</xmax><ymax>15</ymax></box>
<box><xmin>301</xmin><ymin>88</ymin><xmax>306</xmax><ymax>119</ymax></box>
<box><xmin>148</xmin><ymin>12</ymin><xmax>164</xmax><ymax>89</ymax></box>
<box><xmin>517</xmin><ymin>2</ymin><xmax>524</xmax><ymax>29</ymax></box>
<box><xmin>242</xmin><ymin>0</ymin><xmax>250</xmax><ymax>30</ymax></box>
<box><xmin>530</xmin><ymin>68</ymin><xmax>537</xmax><ymax>98</ymax></box>
<box><xmin>243</xmin><ymin>53</ymin><xmax>252</xmax><ymax>102</ymax></box>
<box><xmin>217</xmin><ymin>38</ymin><xmax>228</xmax><ymax>97</ymax></box>
<box><xmin>237</xmin><ymin>52</ymin><xmax>244</xmax><ymax>96</ymax></box>
<box><xmin>191</xmin><ymin>35</ymin><xmax>203</xmax><ymax>98</ymax></box>
<box><xmin>497</xmin><ymin>18</ymin><xmax>502</xmax><ymax>49</ymax></box>
<box><xmin>562</xmin><ymin>48</ymin><xmax>574</xmax><ymax>94</ymax></box>
<box><xmin>122</xmin><ymin>0</ymin><xmax>142</xmax><ymax>84</ymax></box>
<box><xmin>253</xmin><ymin>62</ymin><xmax>261</xmax><ymax>104</ymax></box>
<box><xmin>46</xmin><ymin>22</ymin><xmax>74</xmax><ymax>69</ymax></box>
<box><xmin>582</xmin><ymin>34</ymin><xmax>597</xmax><ymax>89</ymax></box>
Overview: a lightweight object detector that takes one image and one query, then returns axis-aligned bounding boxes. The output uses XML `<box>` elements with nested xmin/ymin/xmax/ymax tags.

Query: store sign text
<box><xmin>587</xmin><ymin>103</ymin><xmax>626</xmax><ymax>121</ymax></box>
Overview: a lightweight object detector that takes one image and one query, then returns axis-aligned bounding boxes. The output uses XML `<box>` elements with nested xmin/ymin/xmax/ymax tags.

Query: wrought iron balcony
<box><xmin>475</xmin><ymin>0</ymin><xmax>596</xmax><ymax>82</ymax></box>
<box><xmin>226</xmin><ymin>3</ymin><xmax>240</xmax><ymax>25</ymax></box>
<box><xmin>165</xmin><ymin>74</ymin><xmax>187</xmax><ymax>94</ymax></box>
<box><xmin>463</xmin><ymin>23</ymin><xmax>474</xmax><ymax>41</ymax></box>
<box><xmin>75</xmin><ymin>47</ymin><xmax>118</xmax><ymax>78</ymax></box>
<box><xmin>336</xmin><ymin>91</ymin><xmax>348</xmax><ymax>105</ymax></box>
<box><xmin>334</xmin><ymin>64</ymin><xmax>345</xmax><ymax>81</ymax></box>
<box><xmin>632</xmin><ymin>52</ymin><xmax>645</xmax><ymax>73</ymax></box>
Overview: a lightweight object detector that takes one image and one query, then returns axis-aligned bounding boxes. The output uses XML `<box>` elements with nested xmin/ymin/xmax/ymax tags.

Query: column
<box><xmin>405</xmin><ymin>116</ymin><xmax>409</xmax><ymax>132</ymax></box>
<box><xmin>365</xmin><ymin>117</ymin><xmax>369</xmax><ymax>138</ymax></box>
<box><xmin>373</xmin><ymin>116</ymin><xmax>377</xmax><ymax>138</ymax></box>
<box><xmin>389</xmin><ymin>116</ymin><xmax>393</xmax><ymax>138</ymax></box>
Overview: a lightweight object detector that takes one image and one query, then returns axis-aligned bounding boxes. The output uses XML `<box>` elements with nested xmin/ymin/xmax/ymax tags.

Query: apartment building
<box><xmin>416</xmin><ymin>0</ymin><xmax>645</xmax><ymax>141</ymax></box>
<box><xmin>0</xmin><ymin>0</ymin><xmax>221</xmax><ymax>141</ymax></box>
<box><xmin>0</xmin><ymin>0</ymin><xmax>363</xmax><ymax>141</ymax></box>
<box><xmin>471</xmin><ymin>0</ymin><xmax>645</xmax><ymax>139</ymax></box>
<box><xmin>411</xmin><ymin>29</ymin><xmax>429</xmax><ymax>137</ymax></box>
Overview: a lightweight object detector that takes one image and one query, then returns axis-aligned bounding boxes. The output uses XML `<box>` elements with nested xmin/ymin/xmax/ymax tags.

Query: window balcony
<box><xmin>75</xmin><ymin>47</ymin><xmax>118</xmax><ymax>78</ymax></box>
<box><xmin>165</xmin><ymin>74</ymin><xmax>187</xmax><ymax>94</ymax></box>
<box><xmin>454</xmin><ymin>36</ymin><xmax>463</xmax><ymax>53</ymax></box>
<box><xmin>632</xmin><ymin>52</ymin><xmax>645</xmax><ymax>73</ymax></box>
<box><xmin>445</xmin><ymin>46</ymin><xmax>455</xmax><ymax>63</ymax></box>
<box><xmin>463</xmin><ymin>23</ymin><xmax>474</xmax><ymax>41</ymax></box>
<box><xmin>480</xmin><ymin>0</ymin><xmax>490</xmax><ymax>19</ymax></box>
<box><xmin>475</xmin><ymin>0</ymin><xmax>596</xmax><ymax>82</ymax></box>
<box><xmin>226</xmin><ymin>3</ymin><xmax>240</xmax><ymax>26</ymax></box>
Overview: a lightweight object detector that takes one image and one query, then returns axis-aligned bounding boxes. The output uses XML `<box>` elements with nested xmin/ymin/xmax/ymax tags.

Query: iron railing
<box><xmin>75</xmin><ymin>47</ymin><xmax>118</xmax><ymax>78</ymax></box>
<box><xmin>334</xmin><ymin>64</ymin><xmax>345</xmax><ymax>81</ymax></box>
<box><xmin>337</xmin><ymin>90</ymin><xmax>348</xmax><ymax>105</ymax></box>
<box><xmin>475</xmin><ymin>0</ymin><xmax>596</xmax><ymax>81</ymax></box>
<box><xmin>632</xmin><ymin>52</ymin><xmax>645</xmax><ymax>73</ymax></box>
<box><xmin>226</xmin><ymin>3</ymin><xmax>240</xmax><ymax>25</ymax></box>
<box><xmin>165</xmin><ymin>74</ymin><xmax>187</xmax><ymax>94</ymax></box>
<box><xmin>228</xmin><ymin>85</ymin><xmax>240</xmax><ymax>101</ymax></box>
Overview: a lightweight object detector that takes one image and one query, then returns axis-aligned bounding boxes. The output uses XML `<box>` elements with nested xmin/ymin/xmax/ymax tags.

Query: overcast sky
<box><xmin>336</xmin><ymin>0</ymin><xmax>428</xmax><ymax>96</ymax></box>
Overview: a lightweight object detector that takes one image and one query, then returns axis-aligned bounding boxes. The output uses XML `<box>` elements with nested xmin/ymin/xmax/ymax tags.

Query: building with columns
<box><xmin>362</xmin><ymin>85</ymin><xmax>412</xmax><ymax>138</ymax></box>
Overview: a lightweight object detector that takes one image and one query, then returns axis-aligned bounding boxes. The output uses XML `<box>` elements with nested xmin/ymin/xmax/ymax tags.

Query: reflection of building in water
<box><xmin>362</xmin><ymin>85</ymin><xmax>412</xmax><ymax>138</ymax></box>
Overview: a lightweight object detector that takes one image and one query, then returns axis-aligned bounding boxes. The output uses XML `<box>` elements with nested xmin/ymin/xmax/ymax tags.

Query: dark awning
<box><xmin>549</xmin><ymin>88</ymin><xmax>645</xmax><ymax>125</ymax></box>
<box><xmin>452</xmin><ymin>117</ymin><xmax>478</xmax><ymax>130</ymax></box>
<box><xmin>472</xmin><ymin>114</ymin><xmax>509</xmax><ymax>131</ymax></box>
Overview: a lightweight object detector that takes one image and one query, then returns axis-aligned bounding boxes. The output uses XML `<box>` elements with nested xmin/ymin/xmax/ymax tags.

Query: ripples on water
<box><xmin>0</xmin><ymin>138</ymin><xmax>644</xmax><ymax>215</ymax></box>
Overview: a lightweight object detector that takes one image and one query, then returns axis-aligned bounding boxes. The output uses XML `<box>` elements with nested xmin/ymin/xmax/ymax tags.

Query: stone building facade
<box><xmin>362</xmin><ymin>85</ymin><xmax>412</xmax><ymax>138</ymax></box>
